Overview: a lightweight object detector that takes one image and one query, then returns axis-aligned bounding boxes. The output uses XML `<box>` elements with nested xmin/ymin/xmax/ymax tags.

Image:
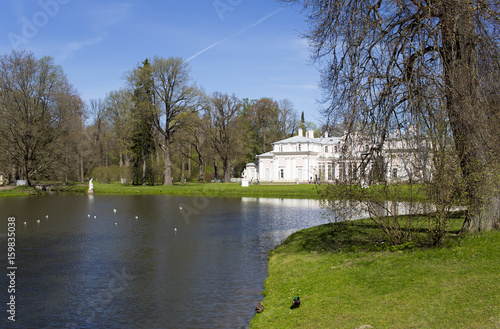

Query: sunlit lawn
<box><xmin>0</xmin><ymin>181</ymin><xmax>428</xmax><ymax>202</ymax></box>
<box><xmin>250</xmin><ymin>215</ymin><xmax>500</xmax><ymax>328</ymax></box>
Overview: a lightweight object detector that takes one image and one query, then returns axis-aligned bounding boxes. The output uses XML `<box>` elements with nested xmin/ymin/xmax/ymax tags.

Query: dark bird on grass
<box><xmin>290</xmin><ymin>296</ymin><xmax>301</xmax><ymax>309</ymax></box>
<box><xmin>255</xmin><ymin>301</ymin><xmax>264</xmax><ymax>313</ymax></box>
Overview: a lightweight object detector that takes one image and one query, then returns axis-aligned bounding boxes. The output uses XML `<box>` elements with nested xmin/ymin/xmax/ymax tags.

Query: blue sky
<box><xmin>1</xmin><ymin>0</ymin><xmax>323</xmax><ymax>123</ymax></box>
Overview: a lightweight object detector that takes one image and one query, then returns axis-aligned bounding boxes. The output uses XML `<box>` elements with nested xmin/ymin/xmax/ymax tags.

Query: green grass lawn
<box><xmin>0</xmin><ymin>181</ymin><xmax>429</xmax><ymax>202</ymax></box>
<box><xmin>78</xmin><ymin>182</ymin><xmax>326</xmax><ymax>198</ymax></box>
<box><xmin>0</xmin><ymin>186</ymin><xmax>41</xmax><ymax>197</ymax></box>
<box><xmin>250</xmin><ymin>215</ymin><xmax>500</xmax><ymax>329</ymax></box>
<box><xmin>0</xmin><ymin>182</ymin><xmax>326</xmax><ymax>198</ymax></box>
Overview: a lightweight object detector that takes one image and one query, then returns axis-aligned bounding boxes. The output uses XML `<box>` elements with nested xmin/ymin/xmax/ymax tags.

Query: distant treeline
<box><xmin>0</xmin><ymin>50</ymin><xmax>319</xmax><ymax>186</ymax></box>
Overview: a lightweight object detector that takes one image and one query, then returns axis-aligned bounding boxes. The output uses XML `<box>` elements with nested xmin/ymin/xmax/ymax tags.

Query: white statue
<box><xmin>88</xmin><ymin>178</ymin><xmax>94</xmax><ymax>194</ymax></box>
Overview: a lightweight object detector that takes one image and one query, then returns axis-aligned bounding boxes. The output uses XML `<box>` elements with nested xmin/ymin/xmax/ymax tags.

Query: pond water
<box><xmin>0</xmin><ymin>195</ymin><xmax>327</xmax><ymax>329</ymax></box>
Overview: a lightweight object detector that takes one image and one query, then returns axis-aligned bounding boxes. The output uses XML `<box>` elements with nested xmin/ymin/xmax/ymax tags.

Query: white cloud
<box><xmin>86</xmin><ymin>1</ymin><xmax>133</xmax><ymax>28</ymax></box>
<box><xmin>56</xmin><ymin>36</ymin><xmax>105</xmax><ymax>61</ymax></box>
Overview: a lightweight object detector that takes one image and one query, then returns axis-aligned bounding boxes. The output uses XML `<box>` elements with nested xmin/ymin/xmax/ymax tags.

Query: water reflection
<box><xmin>240</xmin><ymin>197</ymin><xmax>323</xmax><ymax>247</ymax></box>
<box><xmin>241</xmin><ymin>197</ymin><xmax>320</xmax><ymax>208</ymax></box>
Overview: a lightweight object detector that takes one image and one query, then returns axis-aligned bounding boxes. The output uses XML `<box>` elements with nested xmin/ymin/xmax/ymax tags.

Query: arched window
<box><xmin>325</xmin><ymin>146</ymin><xmax>328</xmax><ymax>153</ymax></box>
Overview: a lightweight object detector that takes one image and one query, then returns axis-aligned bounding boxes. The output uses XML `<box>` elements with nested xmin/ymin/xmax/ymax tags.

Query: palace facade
<box><xmin>243</xmin><ymin>128</ymin><xmax>430</xmax><ymax>184</ymax></box>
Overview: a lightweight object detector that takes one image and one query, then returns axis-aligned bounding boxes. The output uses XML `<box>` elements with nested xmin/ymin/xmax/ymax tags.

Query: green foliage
<box><xmin>90</xmin><ymin>165</ymin><xmax>122</xmax><ymax>183</ymax></box>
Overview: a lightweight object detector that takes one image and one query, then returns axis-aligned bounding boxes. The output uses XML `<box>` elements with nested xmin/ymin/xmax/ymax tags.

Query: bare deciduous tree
<box><xmin>0</xmin><ymin>50</ymin><xmax>83</xmax><ymax>185</ymax></box>
<box><xmin>208</xmin><ymin>92</ymin><xmax>244</xmax><ymax>183</ymax></box>
<box><xmin>152</xmin><ymin>56</ymin><xmax>201</xmax><ymax>185</ymax></box>
<box><xmin>282</xmin><ymin>0</ymin><xmax>500</xmax><ymax>232</ymax></box>
<box><xmin>278</xmin><ymin>98</ymin><xmax>299</xmax><ymax>139</ymax></box>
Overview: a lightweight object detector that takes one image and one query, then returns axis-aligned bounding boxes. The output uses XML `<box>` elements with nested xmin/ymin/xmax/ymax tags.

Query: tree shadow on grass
<box><xmin>277</xmin><ymin>211</ymin><xmax>467</xmax><ymax>254</ymax></box>
<box><xmin>277</xmin><ymin>220</ymin><xmax>386</xmax><ymax>253</ymax></box>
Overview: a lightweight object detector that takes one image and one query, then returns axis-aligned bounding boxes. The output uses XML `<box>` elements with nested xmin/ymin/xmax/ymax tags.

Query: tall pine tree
<box><xmin>130</xmin><ymin>59</ymin><xmax>156</xmax><ymax>185</ymax></box>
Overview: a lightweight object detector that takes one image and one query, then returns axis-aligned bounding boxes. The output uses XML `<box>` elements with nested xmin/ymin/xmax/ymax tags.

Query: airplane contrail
<box><xmin>186</xmin><ymin>8</ymin><xmax>284</xmax><ymax>62</ymax></box>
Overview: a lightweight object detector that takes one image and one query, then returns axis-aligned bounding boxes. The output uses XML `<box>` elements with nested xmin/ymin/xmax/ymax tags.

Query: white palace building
<box><xmin>243</xmin><ymin>128</ymin><xmax>430</xmax><ymax>184</ymax></box>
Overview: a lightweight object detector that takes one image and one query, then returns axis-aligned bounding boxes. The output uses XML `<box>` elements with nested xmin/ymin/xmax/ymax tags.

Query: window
<box><xmin>325</xmin><ymin>146</ymin><xmax>328</xmax><ymax>153</ymax></box>
<box><xmin>298</xmin><ymin>144</ymin><xmax>301</xmax><ymax>151</ymax></box>
<box><xmin>393</xmin><ymin>168</ymin><xmax>398</xmax><ymax>178</ymax></box>
<box><xmin>328</xmin><ymin>164</ymin><xmax>334</xmax><ymax>180</ymax></box>
<box><xmin>280</xmin><ymin>145</ymin><xmax>283</xmax><ymax>152</ymax></box>
<box><xmin>297</xmin><ymin>168</ymin><xmax>302</xmax><ymax>179</ymax></box>
<box><xmin>280</xmin><ymin>169</ymin><xmax>285</xmax><ymax>179</ymax></box>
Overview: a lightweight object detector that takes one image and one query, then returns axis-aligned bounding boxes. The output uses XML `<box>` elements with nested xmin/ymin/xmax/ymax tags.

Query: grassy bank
<box><xmin>0</xmin><ymin>186</ymin><xmax>41</xmax><ymax>197</ymax></box>
<box><xmin>0</xmin><ymin>182</ymin><xmax>428</xmax><ymax>201</ymax></box>
<box><xmin>250</xmin><ymin>214</ymin><xmax>500</xmax><ymax>328</ymax></box>
<box><xmin>69</xmin><ymin>182</ymin><xmax>326</xmax><ymax>198</ymax></box>
<box><xmin>0</xmin><ymin>182</ymin><xmax>325</xmax><ymax>198</ymax></box>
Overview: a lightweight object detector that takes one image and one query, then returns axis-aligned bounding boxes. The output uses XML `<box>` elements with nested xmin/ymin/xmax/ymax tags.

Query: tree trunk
<box><xmin>223</xmin><ymin>158</ymin><xmax>231</xmax><ymax>183</ymax></box>
<box><xmin>441</xmin><ymin>1</ymin><xmax>500</xmax><ymax>232</ymax></box>
<box><xmin>181</xmin><ymin>157</ymin><xmax>185</xmax><ymax>182</ymax></box>
<box><xmin>142</xmin><ymin>148</ymin><xmax>147</xmax><ymax>186</ymax></box>
<box><xmin>80</xmin><ymin>154</ymin><xmax>84</xmax><ymax>182</ymax></box>
<box><xmin>163</xmin><ymin>141</ymin><xmax>173</xmax><ymax>185</ymax></box>
<box><xmin>214</xmin><ymin>160</ymin><xmax>219</xmax><ymax>180</ymax></box>
<box><xmin>198</xmin><ymin>161</ymin><xmax>204</xmax><ymax>182</ymax></box>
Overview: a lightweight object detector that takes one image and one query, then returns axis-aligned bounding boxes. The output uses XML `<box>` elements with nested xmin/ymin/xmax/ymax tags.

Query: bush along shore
<box><xmin>250</xmin><ymin>213</ymin><xmax>500</xmax><ymax>329</ymax></box>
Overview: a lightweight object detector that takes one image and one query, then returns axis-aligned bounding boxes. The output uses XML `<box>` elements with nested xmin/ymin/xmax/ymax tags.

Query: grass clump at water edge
<box><xmin>250</xmin><ymin>214</ymin><xmax>500</xmax><ymax>329</ymax></box>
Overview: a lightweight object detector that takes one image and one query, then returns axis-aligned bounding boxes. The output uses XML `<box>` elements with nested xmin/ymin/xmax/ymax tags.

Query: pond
<box><xmin>1</xmin><ymin>195</ymin><xmax>328</xmax><ymax>329</ymax></box>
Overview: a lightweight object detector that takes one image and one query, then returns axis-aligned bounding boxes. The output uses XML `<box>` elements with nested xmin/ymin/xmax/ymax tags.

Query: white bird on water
<box><xmin>135</xmin><ymin>216</ymin><xmax>139</xmax><ymax>219</ymax></box>
<box><xmin>115</xmin><ymin>222</ymin><xmax>117</xmax><ymax>226</ymax></box>
<box><xmin>174</xmin><ymin>228</ymin><xmax>177</xmax><ymax>233</ymax></box>
<box><xmin>36</xmin><ymin>220</ymin><xmax>40</xmax><ymax>223</ymax></box>
<box><xmin>88</xmin><ymin>214</ymin><xmax>90</xmax><ymax>218</ymax></box>
<box><xmin>113</xmin><ymin>209</ymin><xmax>117</xmax><ymax>213</ymax></box>
<box><xmin>94</xmin><ymin>216</ymin><xmax>96</xmax><ymax>219</ymax></box>
<box><xmin>45</xmin><ymin>215</ymin><xmax>48</xmax><ymax>219</ymax></box>
<box><xmin>23</xmin><ymin>222</ymin><xmax>26</xmax><ymax>225</ymax></box>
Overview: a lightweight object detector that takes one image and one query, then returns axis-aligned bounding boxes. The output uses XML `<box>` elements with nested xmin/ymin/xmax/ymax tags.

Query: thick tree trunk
<box><xmin>441</xmin><ymin>1</ymin><xmax>500</xmax><ymax>232</ymax></box>
<box><xmin>214</xmin><ymin>160</ymin><xmax>219</xmax><ymax>180</ymax></box>
<box><xmin>163</xmin><ymin>141</ymin><xmax>173</xmax><ymax>185</ymax></box>
<box><xmin>198</xmin><ymin>161</ymin><xmax>204</xmax><ymax>182</ymax></box>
